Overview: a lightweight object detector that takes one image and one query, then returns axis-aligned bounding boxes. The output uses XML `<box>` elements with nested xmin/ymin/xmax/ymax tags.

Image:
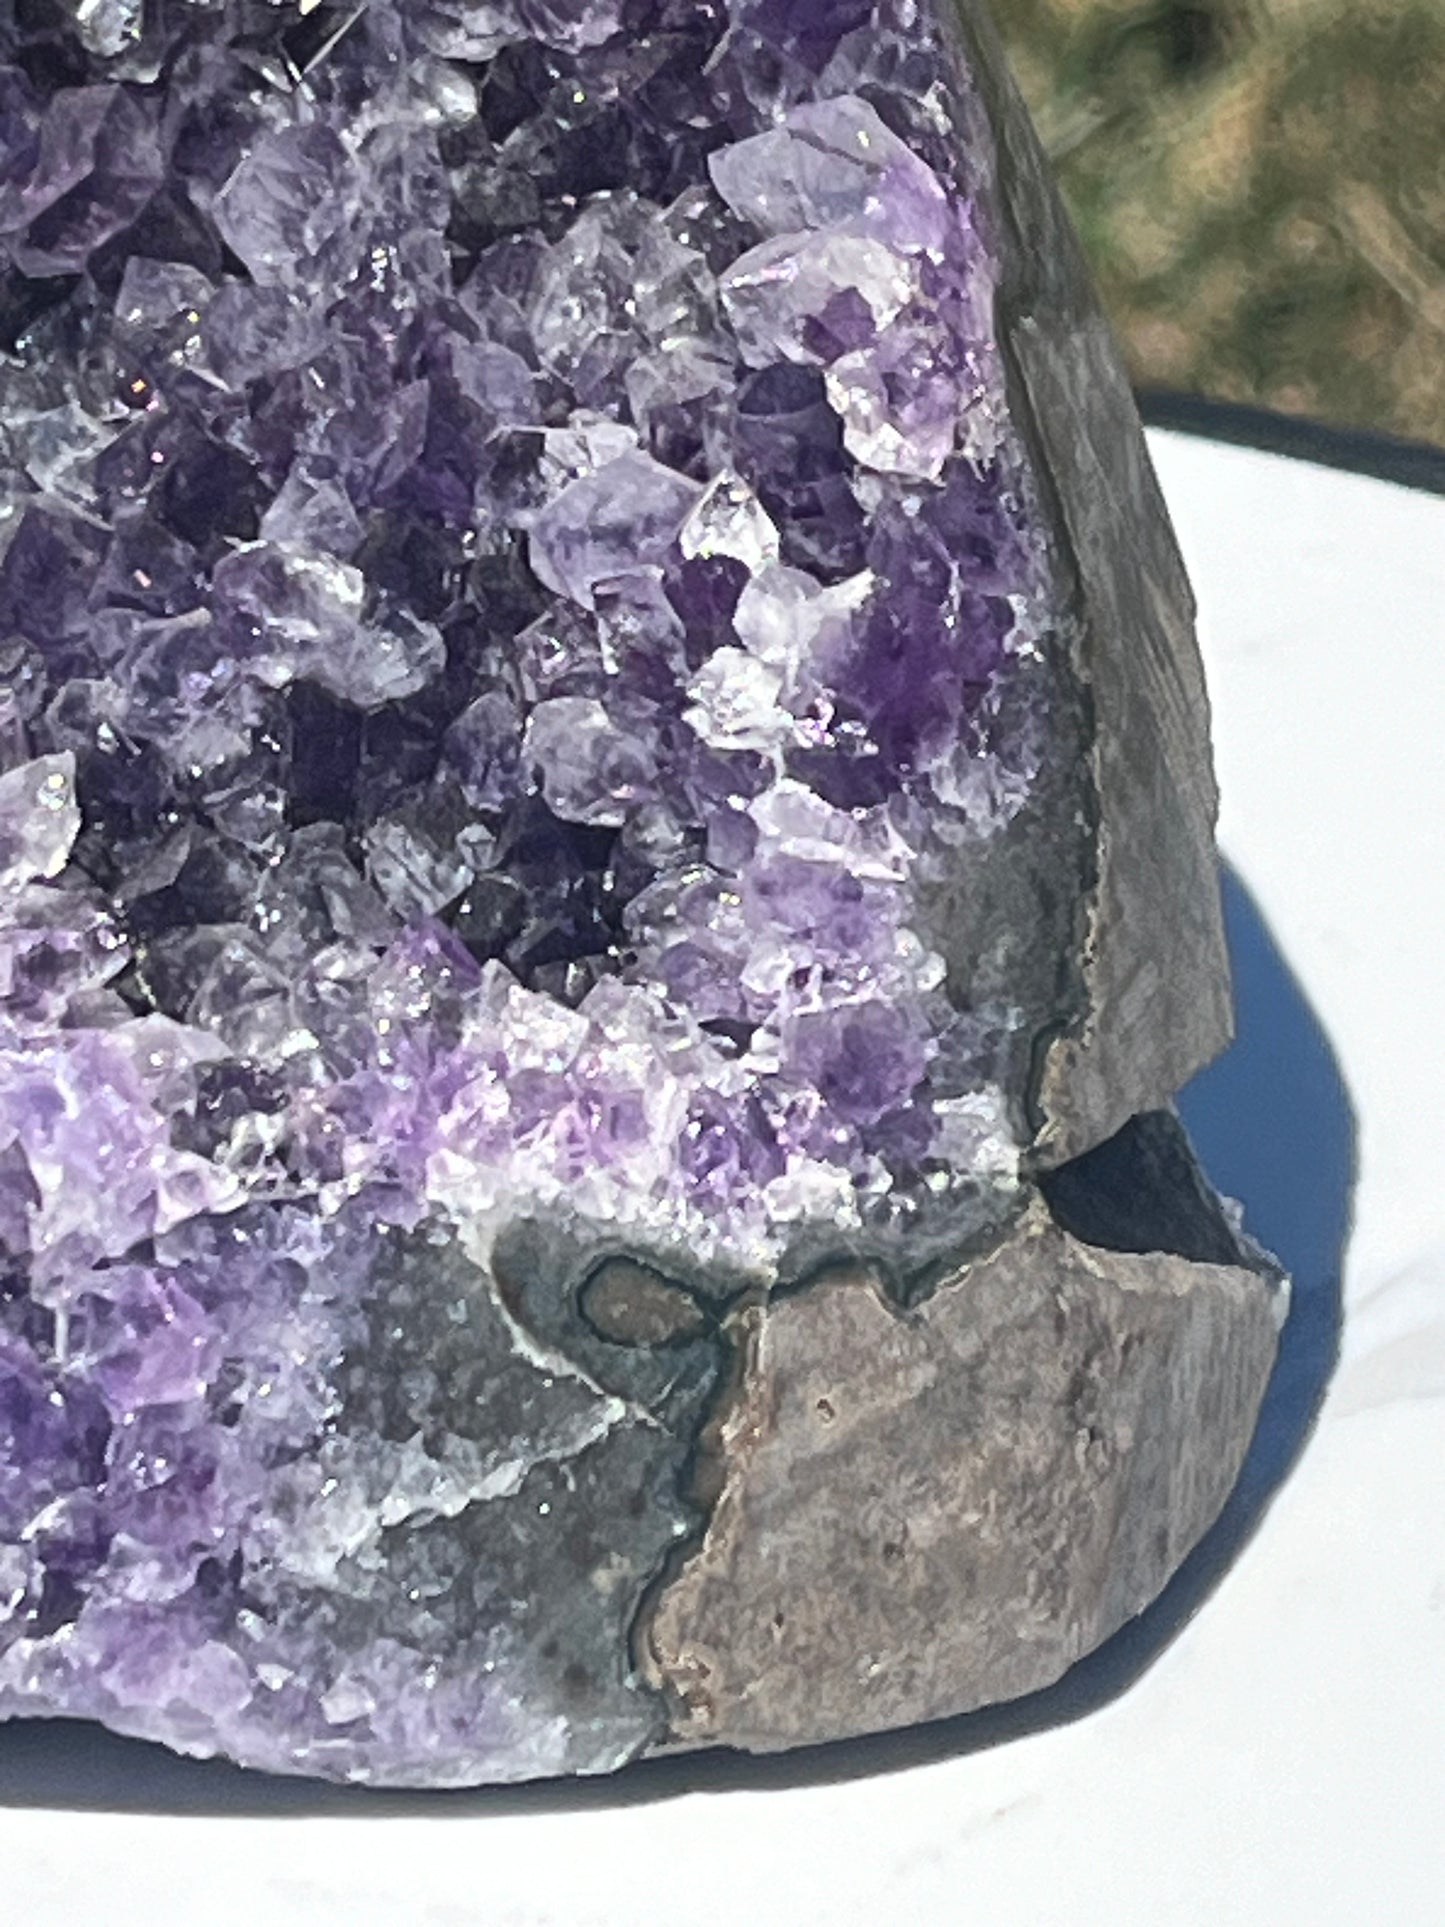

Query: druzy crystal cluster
<box><xmin>0</xmin><ymin>0</ymin><xmax>1274</xmax><ymax>1786</ymax></box>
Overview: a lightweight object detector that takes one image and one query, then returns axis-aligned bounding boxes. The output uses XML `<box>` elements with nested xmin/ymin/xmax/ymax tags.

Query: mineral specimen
<box><xmin>0</xmin><ymin>0</ymin><xmax>1282</xmax><ymax>1786</ymax></box>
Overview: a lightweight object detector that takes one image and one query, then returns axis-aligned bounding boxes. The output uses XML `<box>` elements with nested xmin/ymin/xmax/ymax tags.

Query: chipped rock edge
<box><xmin>952</xmin><ymin>0</ymin><xmax>1236</xmax><ymax>1165</ymax></box>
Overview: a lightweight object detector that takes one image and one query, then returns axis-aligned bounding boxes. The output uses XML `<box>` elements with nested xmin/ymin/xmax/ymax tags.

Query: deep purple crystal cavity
<box><xmin>0</xmin><ymin>1</ymin><xmax>1239</xmax><ymax>1786</ymax></box>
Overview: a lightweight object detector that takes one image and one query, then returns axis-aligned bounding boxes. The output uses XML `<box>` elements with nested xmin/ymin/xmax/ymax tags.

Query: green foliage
<box><xmin>995</xmin><ymin>0</ymin><xmax>1445</xmax><ymax>442</ymax></box>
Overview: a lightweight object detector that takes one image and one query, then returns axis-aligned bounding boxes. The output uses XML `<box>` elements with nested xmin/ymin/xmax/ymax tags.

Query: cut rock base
<box><xmin>647</xmin><ymin>1120</ymin><xmax>1282</xmax><ymax>1753</ymax></box>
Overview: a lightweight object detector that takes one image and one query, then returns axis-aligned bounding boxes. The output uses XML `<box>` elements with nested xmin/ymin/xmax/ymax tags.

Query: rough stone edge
<box><xmin>947</xmin><ymin>0</ymin><xmax>1235</xmax><ymax>1167</ymax></box>
<box><xmin>636</xmin><ymin>1190</ymin><xmax>1280</xmax><ymax>1756</ymax></box>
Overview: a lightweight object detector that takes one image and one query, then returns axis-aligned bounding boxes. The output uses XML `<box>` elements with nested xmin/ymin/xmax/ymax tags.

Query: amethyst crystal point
<box><xmin>0</xmin><ymin>0</ymin><xmax>1280</xmax><ymax>1783</ymax></box>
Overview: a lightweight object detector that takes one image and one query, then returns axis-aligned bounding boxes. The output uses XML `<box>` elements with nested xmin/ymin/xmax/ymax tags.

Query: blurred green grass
<box><xmin>994</xmin><ymin>0</ymin><xmax>1445</xmax><ymax>444</ymax></box>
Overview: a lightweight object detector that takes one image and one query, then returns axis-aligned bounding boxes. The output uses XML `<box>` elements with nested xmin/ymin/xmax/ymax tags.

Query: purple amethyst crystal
<box><xmin>0</xmin><ymin>0</ymin><xmax>1272</xmax><ymax>1785</ymax></box>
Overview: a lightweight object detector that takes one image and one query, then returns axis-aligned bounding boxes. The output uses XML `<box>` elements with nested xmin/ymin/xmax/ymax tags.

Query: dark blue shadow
<box><xmin>1172</xmin><ymin>867</ymin><xmax>1354</xmax><ymax>1523</ymax></box>
<box><xmin>1139</xmin><ymin>388</ymin><xmax>1445</xmax><ymax>499</ymax></box>
<box><xmin>0</xmin><ymin>868</ymin><xmax>1353</xmax><ymax>1816</ymax></box>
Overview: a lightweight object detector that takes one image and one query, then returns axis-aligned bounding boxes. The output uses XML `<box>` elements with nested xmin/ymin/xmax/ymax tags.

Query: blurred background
<box><xmin>993</xmin><ymin>0</ymin><xmax>1445</xmax><ymax>447</ymax></box>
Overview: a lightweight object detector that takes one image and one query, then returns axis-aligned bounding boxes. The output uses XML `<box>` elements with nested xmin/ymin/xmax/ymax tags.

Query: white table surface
<box><xmin>2</xmin><ymin>428</ymin><xmax>1442</xmax><ymax>1926</ymax></box>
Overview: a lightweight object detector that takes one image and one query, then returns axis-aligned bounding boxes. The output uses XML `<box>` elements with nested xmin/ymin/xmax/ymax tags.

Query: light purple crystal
<box><xmin>0</xmin><ymin>0</ymin><xmax>1085</xmax><ymax>1785</ymax></box>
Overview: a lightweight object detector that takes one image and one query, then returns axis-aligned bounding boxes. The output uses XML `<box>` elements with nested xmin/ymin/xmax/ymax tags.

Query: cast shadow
<box><xmin>0</xmin><ymin>867</ymin><xmax>1353</xmax><ymax>1819</ymax></box>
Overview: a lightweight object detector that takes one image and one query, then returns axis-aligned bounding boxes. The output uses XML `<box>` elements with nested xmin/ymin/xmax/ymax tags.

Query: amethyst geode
<box><xmin>0</xmin><ymin>0</ymin><xmax>1281</xmax><ymax>1785</ymax></box>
